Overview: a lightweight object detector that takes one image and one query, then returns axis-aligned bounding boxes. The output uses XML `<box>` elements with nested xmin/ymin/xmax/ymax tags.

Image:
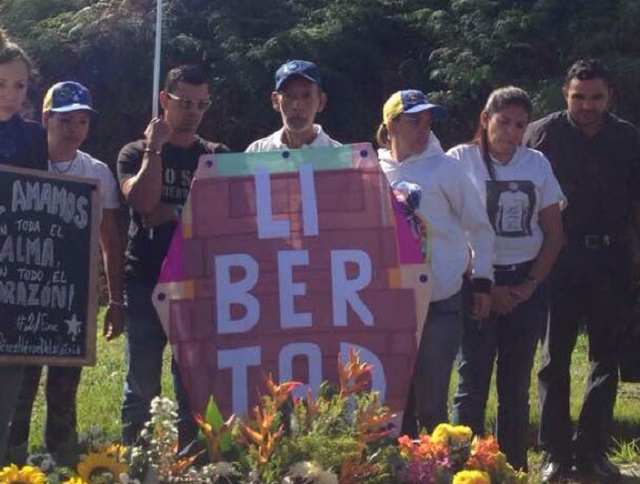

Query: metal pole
<box><xmin>152</xmin><ymin>0</ymin><xmax>163</xmax><ymax>119</ymax></box>
<box><xmin>149</xmin><ymin>0</ymin><xmax>163</xmax><ymax>240</ymax></box>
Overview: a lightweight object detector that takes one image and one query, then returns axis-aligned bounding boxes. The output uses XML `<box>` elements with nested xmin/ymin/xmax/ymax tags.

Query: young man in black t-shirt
<box><xmin>117</xmin><ymin>64</ymin><xmax>228</xmax><ymax>448</ymax></box>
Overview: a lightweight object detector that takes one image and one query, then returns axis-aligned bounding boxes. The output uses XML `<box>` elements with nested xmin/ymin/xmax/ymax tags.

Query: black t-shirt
<box><xmin>117</xmin><ymin>137</ymin><xmax>229</xmax><ymax>283</ymax></box>
<box><xmin>0</xmin><ymin>115</ymin><xmax>47</xmax><ymax>170</ymax></box>
<box><xmin>525</xmin><ymin>110</ymin><xmax>640</xmax><ymax>237</ymax></box>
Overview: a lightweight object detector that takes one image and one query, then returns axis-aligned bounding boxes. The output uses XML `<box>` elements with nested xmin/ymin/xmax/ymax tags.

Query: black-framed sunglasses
<box><xmin>167</xmin><ymin>92</ymin><xmax>212</xmax><ymax>111</ymax></box>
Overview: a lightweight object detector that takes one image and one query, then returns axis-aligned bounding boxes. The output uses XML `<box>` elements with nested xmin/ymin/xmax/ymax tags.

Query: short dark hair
<box><xmin>164</xmin><ymin>64</ymin><xmax>207</xmax><ymax>93</ymax></box>
<box><xmin>0</xmin><ymin>28</ymin><xmax>32</xmax><ymax>71</ymax></box>
<box><xmin>564</xmin><ymin>59</ymin><xmax>612</xmax><ymax>88</ymax></box>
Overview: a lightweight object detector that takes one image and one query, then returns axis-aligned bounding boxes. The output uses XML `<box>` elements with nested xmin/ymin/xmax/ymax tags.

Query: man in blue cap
<box><xmin>246</xmin><ymin>60</ymin><xmax>341</xmax><ymax>151</ymax></box>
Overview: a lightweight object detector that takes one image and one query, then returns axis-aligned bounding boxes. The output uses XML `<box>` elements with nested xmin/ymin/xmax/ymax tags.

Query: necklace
<box><xmin>49</xmin><ymin>154</ymin><xmax>79</xmax><ymax>174</ymax></box>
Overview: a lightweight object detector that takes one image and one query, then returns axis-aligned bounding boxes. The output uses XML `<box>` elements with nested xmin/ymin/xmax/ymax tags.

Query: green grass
<box><xmin>28</xmin><ymin>307</ymin><xmax>174</xmax><ymax>447</ymax></box>
<box><xmin>27</xmin><ymin>309</ymin><xmax>640</xmax><ymax>481</ymax></box>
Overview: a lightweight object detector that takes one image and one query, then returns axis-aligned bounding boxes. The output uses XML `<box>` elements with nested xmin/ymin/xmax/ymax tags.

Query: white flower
<box><xmin>211</xmin><ymin>461</ymin><xmax>235</xmax><ymax>477</ymax></box>
<box><xmin>26</xmin><ymin>451</ymin><xmax>57</xmax><ymax>472</ymax></box>
<box><xmin>290</xmin><ymin>461</ymin><xmax>322</xmax><ymax>478</ymax></box>
<box><xmin>288</xmin><ymin>462</ymin><xmax>338</xmax><ymax>484</ymax></box>
<box><xmin>149</xmin><ymin>396</ymin><xmax>178</xmax><ymax>419</ymax></box>
<box><xmin>317</xmin><ymin>470</ymin><xmax>339</xmax><ymax>484</ymax></box>
<box><xmin>120</xmin><ymin>473</ymin><xmax>141</xmax><ymax>484</ymax></box>
<box><xmin>48</xmin><ymin>474</ymin><xmax>61</xmax><ymax>484</ymax></box>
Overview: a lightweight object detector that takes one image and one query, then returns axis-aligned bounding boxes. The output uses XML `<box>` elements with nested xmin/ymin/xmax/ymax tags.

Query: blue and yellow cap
<box><xmin>43</xmin><ymin>81</ymin><xmax>98</xmax><ymax>115</ymax></box>
<box><xmin>383</xmin><ymin>90</ymin><xmax>447</xmax><ymax>124</ymax></box>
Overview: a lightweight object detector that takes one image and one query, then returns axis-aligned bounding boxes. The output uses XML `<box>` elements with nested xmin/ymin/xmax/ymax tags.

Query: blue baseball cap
<box><xmin>274</xmin><ymin>60</ymin><xmax>321</xmax><ymax>91</ymax></box>
<box><xmin>43</xmin><ymin>81</ymin><xmax>98</xmax><ymax>115</ymax></box>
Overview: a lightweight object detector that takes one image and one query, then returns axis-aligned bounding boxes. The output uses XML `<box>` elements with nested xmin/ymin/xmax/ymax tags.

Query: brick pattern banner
<box><xmin>153</xmin><ymin>143</ymin><xmax>431</xmax><ymax>417</ymax></box>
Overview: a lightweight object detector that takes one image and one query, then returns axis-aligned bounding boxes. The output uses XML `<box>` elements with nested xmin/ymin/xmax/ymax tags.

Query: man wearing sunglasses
<box><xmin>117</xmin><ymin>64</ymin><xmax>229</xmax><ymax>449</ymax></box>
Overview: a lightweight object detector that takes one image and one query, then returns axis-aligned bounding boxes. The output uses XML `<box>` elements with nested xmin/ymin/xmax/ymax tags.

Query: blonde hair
<box><xmin>376</xmin><ymin>122</ymin><xmax>391</xmax><ymax>148</ymax></box>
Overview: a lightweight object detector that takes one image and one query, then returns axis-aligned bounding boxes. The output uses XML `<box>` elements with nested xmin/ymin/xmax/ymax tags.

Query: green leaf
<box><xmin>201</xmin><ymin>395</ymin><xmax>232</xmax><ymax>452</ymax></box>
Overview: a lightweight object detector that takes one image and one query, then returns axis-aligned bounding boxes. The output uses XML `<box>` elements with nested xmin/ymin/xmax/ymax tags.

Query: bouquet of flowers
<box><xmin>1</xmin><ymin>350</ymin><xmax>526</xmax><ymax>484</ymax></box>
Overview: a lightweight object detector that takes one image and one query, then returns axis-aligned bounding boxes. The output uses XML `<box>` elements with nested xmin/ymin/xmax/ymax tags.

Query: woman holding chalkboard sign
<box><xmin>0</xmin><ymin>28</ymin><xmax>48</xmax><ymax>464</ymax></box>
<box><xmin>6</xmin><ymin>81</ymin><xmax>124</xmax><ymax>466</ymax></box>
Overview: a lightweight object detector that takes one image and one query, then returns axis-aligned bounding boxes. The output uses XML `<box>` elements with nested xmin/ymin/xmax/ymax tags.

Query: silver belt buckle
<box><xmin>584</xmin><ymin>235</ymin><xmax>601</xmax><ymax>249</ymax></box>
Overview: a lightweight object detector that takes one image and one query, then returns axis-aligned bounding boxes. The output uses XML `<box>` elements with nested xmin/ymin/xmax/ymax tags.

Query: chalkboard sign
<box><xmin>0</xmin><ymin>164</ymin><xmax>100</xmax><ymax>365</ymax></box>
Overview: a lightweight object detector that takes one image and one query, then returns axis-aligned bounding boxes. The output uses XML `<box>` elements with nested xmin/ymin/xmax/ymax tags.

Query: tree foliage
<box><xmin>2</xmin><ymin>0</ymin><xmax>640</xmax><ymax>160</ymax></box>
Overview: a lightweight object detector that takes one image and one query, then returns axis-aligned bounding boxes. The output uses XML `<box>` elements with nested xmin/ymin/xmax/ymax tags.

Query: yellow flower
<box><xmin>100</xmin><ymin>443</ymin><xmax>127</xmax><ymax>459</ymax></box>
<box><xmin>77</xmin><ymin>452</ymin><xmax>128</xmax><ymax>482</ymax></box>
<box><xmin>63</xmin><ymin>478</ymin><xmax>87</xmax><ymax>484</ymax></box>
<box><xmin>0</xmin><ymin>464</ymin><xmax>46</xmax><ymax>484</ymax></box>
<box><xmin>452</xmin><ymin>469</ymin><xmax>491</xmax><ymax>484</ymax></box>
<box><xmin>431</xmin><ymin>423</ymin><xmax>454</xmax><ymax>444</ymax></box>
<box><xmin>449</xmin><ymin>425</ymin><xmax>473</xmax><ymax>444</ymax></box>
<box><xmin>430</xmin><ymin>423</ymin><xmax>473</xmax><ymax>447</ymax></box>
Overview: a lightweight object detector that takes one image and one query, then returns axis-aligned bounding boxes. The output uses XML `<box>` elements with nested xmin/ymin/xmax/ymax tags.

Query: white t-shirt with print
<box><xmin>49</xmin><ymin>150</ymin><xmax>120</xmax><ymax>222</ymax></box>
<box><xmin>245</xmin><ymin>124</ymin><xmax>341</xmax><ymax>152</ymax></box>
<box><xmin>447</xmin><ymin>143</ymin><xmax>566</xmax><ymax>266</ymax></box>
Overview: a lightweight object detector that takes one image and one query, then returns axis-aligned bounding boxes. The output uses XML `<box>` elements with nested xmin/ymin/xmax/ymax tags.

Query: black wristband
<box><xmin>471</xmin><ymin>277</ymin><xmax>492</xmax><ymax>294</ymax></box>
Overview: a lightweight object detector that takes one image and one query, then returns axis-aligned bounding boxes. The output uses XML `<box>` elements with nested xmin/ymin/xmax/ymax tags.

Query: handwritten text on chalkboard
<box><xmin>0</xmin><ymin>166</ymin><xmax>99</xmax><ymax>365</ymax></box>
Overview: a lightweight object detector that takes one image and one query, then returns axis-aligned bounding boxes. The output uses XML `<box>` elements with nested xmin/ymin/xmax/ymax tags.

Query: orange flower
<box><xmin>304</xmin><ymin>387</ymin><xmax>319</xmax><ymax>422</ymax></box>
<box><xmin>262</xmin><ymin>373</ymin><xmax>302</xmax><ymax>409</ymax></box>
<box><xmin>466</xmin><ymin>435</ymin><xmax>501</xmax><ymax>471</ymax></box>
<box><xmin>240</xmin><ymin>404</ymin><xmax>284</xmax><ymax>467</ymax></box>
<box><xmin>193</xmin><ymin>412</ymin><xmax>235</xmax><ymax>462</ymax></box>
<box><xmin>338</xmin><ymin>457</ymin><xmax>380</xmax><ymax>484</ymax></box>
<box><xmin>338</xmin><ymin>348</ymin><xmax>373</xmax><ymax>397</ymax></box>
<box><xmin>356</xmin><ymin>394</ymin><xmax>394</xmax><ymax>444</ymax></box>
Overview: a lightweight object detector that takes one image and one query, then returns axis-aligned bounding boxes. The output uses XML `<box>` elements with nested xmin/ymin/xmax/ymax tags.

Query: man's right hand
<box><xmin>144</xmin><ymin>116</ymin><xmax>172</xmax><ymax>152</ymax></box>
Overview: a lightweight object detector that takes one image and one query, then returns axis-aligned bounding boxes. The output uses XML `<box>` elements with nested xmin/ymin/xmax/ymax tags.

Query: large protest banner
<box><xmin>0</xmin><ymin>165</ymin><xmax>100</xmax><ymax>366</ymax></box>
<box><xmin>153</xmin><ymin>143</ymin><xmax>431</xmax><ymax>416</ymax></box>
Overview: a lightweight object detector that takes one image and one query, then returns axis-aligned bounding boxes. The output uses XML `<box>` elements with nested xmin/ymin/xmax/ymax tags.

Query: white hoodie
<box><xmin>378</xmin><ymin>133</ymin><xmax>494</xmax><ymax>301</ymax></box>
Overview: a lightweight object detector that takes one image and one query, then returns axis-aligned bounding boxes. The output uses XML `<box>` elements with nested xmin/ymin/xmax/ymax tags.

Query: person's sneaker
<box><xmin>575</xmin><ymin>455</ymin><xmax>622</xmax><ymax>482</ymax></box>
<box><xmin>540</xmin><ymin>457</ymin><xmax>572</xmax><ymax>483</ymax></box>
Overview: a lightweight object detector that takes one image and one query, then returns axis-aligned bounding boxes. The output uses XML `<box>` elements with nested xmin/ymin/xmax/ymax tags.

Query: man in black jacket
<box><xmin>526</xmin><ymin>59</ymin><xmax>640</xmax><ymax>482</ymax></box>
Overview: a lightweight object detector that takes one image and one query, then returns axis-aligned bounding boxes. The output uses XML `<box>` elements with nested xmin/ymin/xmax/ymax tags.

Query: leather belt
<box><xmin>493</xmin><ymin>260</ymin><xmax>534</xmax><ymax>272</ymax></box>
<box><xmin>578</xmin><ymin>234</ymin><xmax>626</xmax><ymax>249</ymax></box>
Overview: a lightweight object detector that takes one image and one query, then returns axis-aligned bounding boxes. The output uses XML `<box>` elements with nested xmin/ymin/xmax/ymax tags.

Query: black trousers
<box><xmin>8</xmin><ymin>365</ymin><xmax>81</xmax><ymax>464</ymax></box>
<box><xmin>538</xmin><ymin>244</ymin><xmax>632</xmax><ymax>461</ymax></box>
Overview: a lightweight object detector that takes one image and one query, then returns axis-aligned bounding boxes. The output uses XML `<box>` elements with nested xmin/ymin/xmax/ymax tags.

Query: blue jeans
<box><xmin>121</xmin><ymin>281</ymin><xmax>196</xmax><ymax>449</ymax></box>
<box><xmin>0</xmin><ymin>365</ymin><xmax>24</xmax><ymax>464</ymax></box>
<box><xmin>403</xmin><ymin>291</ymin><xmax>463</xmax><ymax>435</ymax></box>
<box><xmin>453</xmin><ymin>269</ymin><xmax>548</xmax><ymax>471</ymax></box>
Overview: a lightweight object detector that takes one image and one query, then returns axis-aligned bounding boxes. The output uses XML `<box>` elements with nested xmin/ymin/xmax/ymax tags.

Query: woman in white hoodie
<box><xmin>376</xmin><ymin>90</ymin><xmax>495</xmax><ymax>435</ymax></box>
